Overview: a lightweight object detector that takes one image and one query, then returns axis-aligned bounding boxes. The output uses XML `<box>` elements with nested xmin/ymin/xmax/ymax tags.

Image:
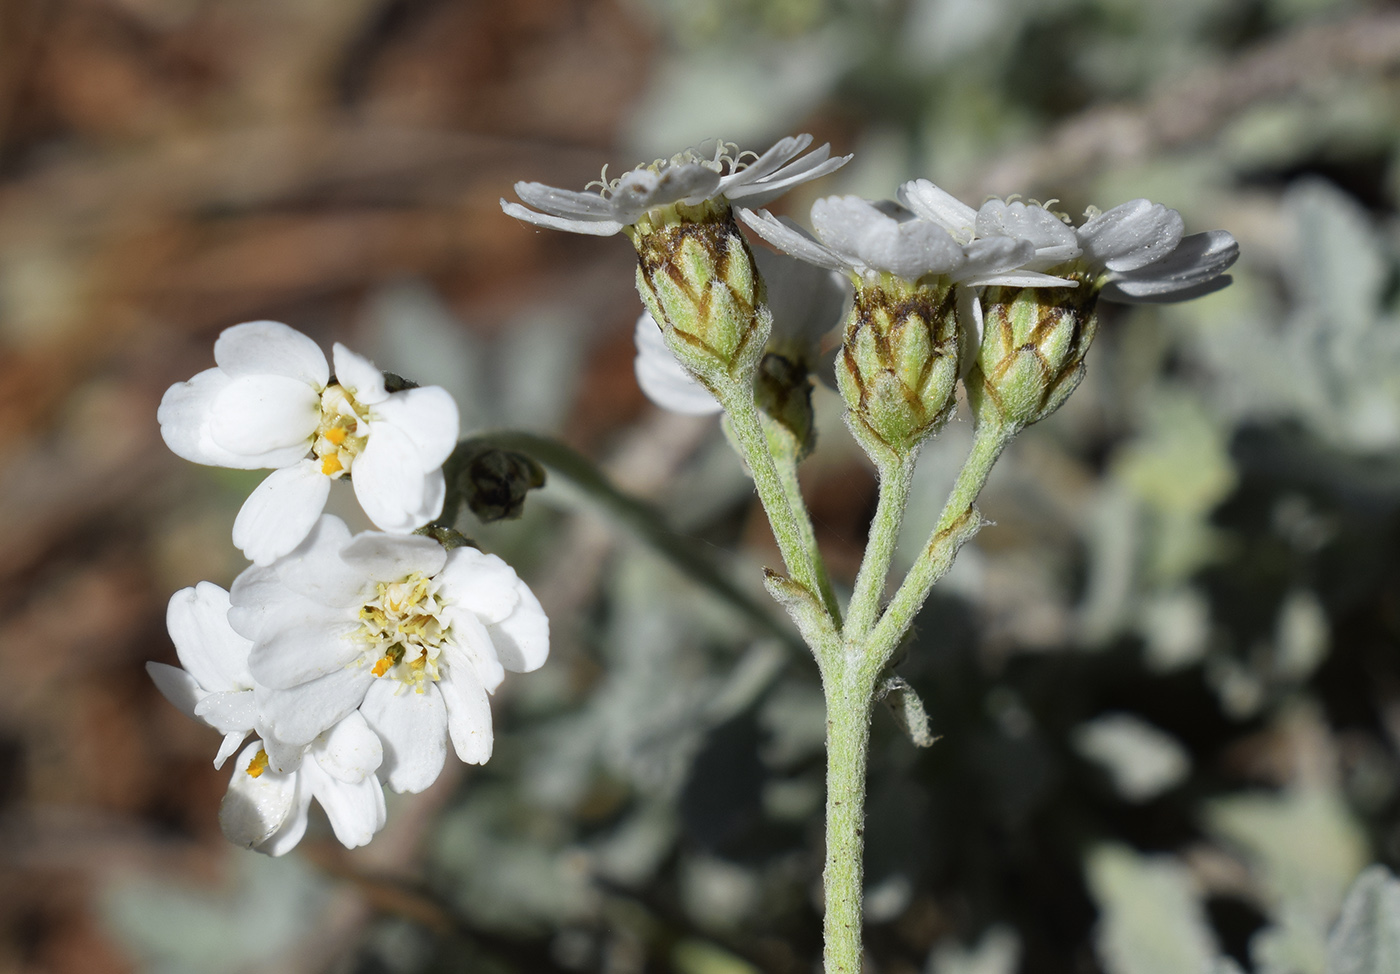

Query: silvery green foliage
<box><xmin>1327</xmin><ymin>866</ymin><xmax>1400</xmax><ymax>974</ymax></box>
<box><xmin>1072</xmin><ymin>713</ymin><xmax>1190</xmax><ymax>803</ymax></box>
<box><xmin>1085</xmin><ymin>844</ymin><xmax>1220</xmax><ymax>974</ymax></box>
<box><xmin>928</xmin><ymin>925</ymin><xmax>1020</xmax><ymax>974</ymax></box>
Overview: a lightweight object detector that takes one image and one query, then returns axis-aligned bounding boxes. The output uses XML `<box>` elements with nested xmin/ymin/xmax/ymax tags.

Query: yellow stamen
<box><xmin>324</xmin><ymin>426</ymin><xmax>348</xmax><ymax>445</ymax></box>
<box><xmin>246</xmin><ymin>749</ymin><xmax>270</xmax><ymax>778</ymax></box>
<box><xmin>321</xmin><ymin>454</ymin><xmax>343</xmax><ymax>475</ymax></box>
<box><xmin>372</xmin><ymin>655</ymin><xmax>394</xmax><ymax>677</ymax></box>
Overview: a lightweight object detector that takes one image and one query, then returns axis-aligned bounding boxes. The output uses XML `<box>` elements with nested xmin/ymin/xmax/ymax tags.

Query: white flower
<box><xmin>739</xmin><ymin>197</ymin><xmax>1072</xmax><ymax>288</ymax></box>
<box><xmin>158</xmin><ymin>321</ymin><xmax>460</xmax><ymax>565</ymax></box>
<box><xmin>229</xmin><ymin>515</ymin><xmax>549</xmax><ymax>794</ymax></box>
<box><xmin>897</xmin><ymin>180</ymin><xmax>1238</xmax><ymax>303</ymax></box>
<box><xmin>220</xmin><ymin>714</ymin><xmax>386</xmax><ymax>855</ymax></box>
<box><xmin>633</xmin><ymin>247</ymin><xmax>848</xmax><ymax>414</ymax></box>
<box><xmin>501</xmin><ymin>134</ymin><xmax>852</xmax><ymax>236</ymax></box>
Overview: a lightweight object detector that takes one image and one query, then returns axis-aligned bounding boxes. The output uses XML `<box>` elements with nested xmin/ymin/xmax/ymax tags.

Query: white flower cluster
<box><xmin>150</xmin><ymin>323</ymin><xmax>548</xmax><ymax>855</ymax></box>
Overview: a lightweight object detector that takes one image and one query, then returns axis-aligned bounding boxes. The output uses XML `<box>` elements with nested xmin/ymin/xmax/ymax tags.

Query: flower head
<box><xmin>229</xmin><ymin>516</ymin><xmax>549</xmax><ymax>795</ymax></box>
<box><xmin>158</xmin><ymin>321</ymin><xmax>460</xmax><ymax>565</ymax></box>
<box><xmin>502</xmin><ymin>135</ymin><xmax>851</xmax><ymax>236</ymax></box>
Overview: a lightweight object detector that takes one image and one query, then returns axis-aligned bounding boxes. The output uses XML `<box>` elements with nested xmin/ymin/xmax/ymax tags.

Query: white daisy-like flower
<box><xmin>897</xmin><ymin>180</ymin><xmax>1238</xmax><ymax>303</ymax></box>
<box><xmin>220</xmin><ymin>714</ymin><xmax>386</xmax><ymax>855</ymax></box>
<box><xmin>158</xmin><ymin>321</ymin><xmax>460</xmax><ymax>565</ymax></box>
<box><xmin>229</xmin><ymin>515</ymin><xmax>549</xmax><ymax>795</ymax></box>
<box><xmin>633</xmin><ymin>247</ymin><xmax>848</xmax><ymax>415</ymax></box>
<box><xmin>501</xmin><ymin>134</ymin><xmax>852</xmax><ymax>236</ymax></box>
<box><xmin>148</xmin><ymin>582</ymin><xmax>388</xmax><ymax>855</ymax></box>
<box><xmin>739</xmin><ymin>197</ymin><xmax>1073</xmax><ymax>288</ymax></box>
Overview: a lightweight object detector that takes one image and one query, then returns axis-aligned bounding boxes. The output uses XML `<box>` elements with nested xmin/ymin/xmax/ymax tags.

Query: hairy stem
<box><xmin>822</xmin><ymin>659</ymin><xmax>876</xmax><ymax>974</ymax></box>
<box><xmin>843</xmin><ymin>450</ymin><xmax>918</xmax><ymax>643</ymax></box>
<box><xmin>773</xmin><ymin>440</ymin><xmax>843</xmax><ymax>625</ymax></box>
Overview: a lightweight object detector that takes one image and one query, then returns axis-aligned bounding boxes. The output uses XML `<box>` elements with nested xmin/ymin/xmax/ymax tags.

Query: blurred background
<box><xmin>3</xmin><ymin>0</ymin><xmax>1400</xmax><ymax>971</ymax></box>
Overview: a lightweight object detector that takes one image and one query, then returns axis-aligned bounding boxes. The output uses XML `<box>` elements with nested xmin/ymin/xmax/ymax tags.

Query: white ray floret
<box><xmin>502</xmin><ymin>134</ymin><xmax>852</xmax><ymax>235</ymax></box>
<box><xmin>158</xmin><ymin>321</ymin><xmax>460</xmax><ymax>564</ymax></box>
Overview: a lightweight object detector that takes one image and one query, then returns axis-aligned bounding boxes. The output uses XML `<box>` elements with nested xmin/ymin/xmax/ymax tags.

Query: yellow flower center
<box><xmin>246</xmin><ymin>749</ymin><xmax>270</xmax><ymax>778</ymax></box>
<box><xmin>355</xmin><ymin>572</ymin><xmax>448</xmax><ymax>693</ymax></box>
<box><xmin>313</xmin><ymin>384</ymin><xmax>370</xmax><ymax>478</ymax></box>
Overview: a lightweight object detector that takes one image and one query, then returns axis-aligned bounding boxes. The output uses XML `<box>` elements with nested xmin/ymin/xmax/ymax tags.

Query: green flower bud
<box><xmin>966</xmin><ymin>283</ymin><xmax>1097</xmax><ymax>433</ymax></box>
<box><xmin>835</xmin><ymin>277</ymin><xmax>960</xmax><ymax>460</ymax></box>
<box><xmin>628</xmin><ymin>199</ymin><xmax>771</xmax><ymax>388</ymax></box>
<box><xmin>754</xmin><ymin>352</ymin><xmax>816</xmax><ymax>460</ymax></box>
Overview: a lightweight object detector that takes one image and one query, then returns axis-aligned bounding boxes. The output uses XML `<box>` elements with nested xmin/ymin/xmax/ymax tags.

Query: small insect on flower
<box><xmin>158</xmin><ymin>321</ymin><xmax>460</xmax><ymax>565</ymax></box>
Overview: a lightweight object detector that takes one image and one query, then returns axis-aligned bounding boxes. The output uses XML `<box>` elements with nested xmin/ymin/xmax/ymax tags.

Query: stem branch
<box><xmin>843</xmin><ymin>451</ymin><xmax>918</xmax><ymax>643</ymax></box>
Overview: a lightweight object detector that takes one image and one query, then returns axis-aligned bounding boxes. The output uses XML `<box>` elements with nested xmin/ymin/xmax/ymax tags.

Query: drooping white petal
<box><xmin>248</xmin><ymin>617</ymin><xmax>361</xmax><ymax>690</ymax></box>
<box><xmin>214</xmin><ymin>731</ymin><xmax>248</xmax><ymax>770</ymax></box>
<box><xmin>231</xmin><ymin>460</ymin><xmax>331</xmax><ymax>567</ymax></box>
<box><xmin>1099</xmin><ymin>274</ymin><xmax>1234</xmax><ymax>305</ymax></box>
<box><xmin>340</xmin><ymin>530</ymin><xmax>446</xmax><ymax>581</ymax></box>
<box><xmin>896</xmin><ymin>180</ymin><xmax>978</xmax><ymax>238</ymax></box>
<box><xmin>254</xmin><ymin>666</ymin><xmax>375</xmax><ymax>746</ymax></box>
<box><xmin>220</xmin><ymin>741</ymin><xmax>297</xmax><ymax>850</ymax></box>
<box><xmin>633</xmin><ymin>313</ymin><xmax>723</xmax><ymax>415</ymax></box>
<box><xmin>195</xmin><ymin>690</ymin><xmax>258</xmax><ymax>734</ymax></box>
<box><xmin>721</xmin><ymin>134</ymin><xmax>812</xmax><ymax>187</ymax></box>
<box><xmin>257</xmin><ymin>779</ymin><xmax>313</xmax><ymax>856</ymax></box>
<box><xmin>166</xmin><ymin>582</ymin><xmax>254</xmax><ymax>691</ymax></box>
<box><xmin>352</xmin><ymin>425</ymin><xmax>433</xmax><ymax>532</ymax></box>
<box><xmin>158</xmin><ymin>369</ymin><xmax>269</xmax><ymax>468</ymax></box>
<box><xmin>739</xmin><ymin>209</ymin><xmax>849</xmax><ymax>273</ymax></box>
<box><xmin>610</xmin><ymin>165</ymin><xmax>723</xmax><ymax>224</ymax></box>
<box><xmin>442</xmin><ymin>609</ymin><xmax>506</xmax><ymax>693</ymax></box>
<box><xmin>728</xmin><ymin>152</ymin><xmax>852</xmax><ymax>208</ymax></box>
<box><xmin>258</xmin><ymin>727</ymin><xmax>306</xmax><ymax>775</ymax></box>
<box><xmin>813</xmin><ymin>196</ymin><xmax>963</xmax><ymax>281</ymax></box>
<box><xmin>1077</xmin><ymin>199</ymin><xmax>1185</xmax><ymax>273</ymax></box>
<box><xmin>975</xmin><ymin>201</ymin><xmax>1081</xmax><ymax>270</ymax></box>
<box><xmin>489</xmin><ymin>578</ymin><xmax>549</xmax><ymax>673</ymax></box>
<box><xmin>310</xmin><ymin>710</ymin><xmax>383</xmax><ymax>783</ymax></box>
<box><xmin>301</xmin><ymin>757</ymin><xmax>385</xmax><ymax>849</ymax></box>
<box><xmin>213</xmin><ymin>320</ymin><xmax>329</xmax><ymax>388</ymax></box>
<box><xmin>957</xmin><ymin>288</ymin><xmax>984</xmax><ymax>378</ymax></box>
<box><xmin>967</xmin><ymin>270</ymin><xmax>1079</xmax><ymax>289</ymax></box>
<box><xmin>500</xmin><ymin>199</ymin><xmax>625</xmax><ymax>236</ymax></box>
<box><xmin>359</xmin><ymin>680</ymin><xmax>448</xmax><ymax>794</ymax></box>
<box><xmin>437</xmin><ymin>546</ymin><xmax>521</xmax><ymax>624</ymax></box>
<box><xmin>209</xmin><ymin>374</ymin><xmax>321</xmax><ymax>457</ymax></box>
<box><xmin>370</xmin><ymin>387</ymin><xmax>460</xmax><ymax>470</ymax></box>
<box><xmin>511</xmin><ymin>181</ymin><xmax>616</xmax><ymax>218</ymax></box>
<box><xmin>331</xmin><ymin>343</ymin><xmax>389</xmax><ymax>405</ymax></box>
<box><xmin>953</xmin><ymin>236</ymin><xmax>1035</xmax><ymax>285</ymax></box>
<box><xmin>438</xmin><ymin>666</ymin><xmax>493</xmax><ymax>765</ymax></box>
<box><xmin>146</xmin><ymin>662</ymin><xmax>205</xmax><ymax>720</ymax></box>
<box><xmin>1101</xmin><ymin>230</ymin><xmax>1239</xmax><ymax>300</ymax></box>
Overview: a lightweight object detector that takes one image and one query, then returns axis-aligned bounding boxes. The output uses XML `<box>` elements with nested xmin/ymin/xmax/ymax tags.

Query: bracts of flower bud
<box><xmin>966</xmin><ymin>282</ymin><xmax>1098</xmax><ymax>435</ymax></box>
<box><xmin>628</xmin><ymin>198</ymin><xmax>773</xmax><ymax>396</ymax></box>
<box><xmin>836</xmin><ymin>278</ymin><xmax>961</xmax><ymax>463</ymax></box>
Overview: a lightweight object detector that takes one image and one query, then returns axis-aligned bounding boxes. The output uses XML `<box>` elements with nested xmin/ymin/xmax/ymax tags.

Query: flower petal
<box><xmin>194</xmin><ymin>689</ymin><xmax>258</xmax><ymax>734</ymax></box>
<box><xmin>214</xmin><ymin>320</ymin><xmax>329</xmax><ymax>388</ymax></box>
<box><xmin>302</xmin><ymin>757</ymin><xmax>385</xmax><ymax>849</ymax></box>
<box><xmin>975</xmin><ymin>201</ymin><xmax>1080</xmax><ymax>270</ymax></box>
<box><xmin>146</xmin><ymin>662</ymin><xmax>205</xmax><ymax>720</ymax></box>
<box><xmin>633</xmin><ymin>313</ymin><xmax>723</xmax><ymax>415</ymax></box>
<box><xmin>352</xmin><ymin>424</ymin><xmax>434</xmax><ymax>532</ymax></box>
<box><xmin>490</xmin><ymin>578</ymin><xmax>549</xmax><ymax>673</ymax></box>
<box><xmin>359</xmin><ymin>680</ymin><xmax>448</xmax><ymax>794</ymax></box>
<box><xmin>500</xmin><ymin>200</ymin><xmax>625</xmax><ymax>236</ymax></box>
<box><xmin>370</xmin><ymin>386</ymin><xmax>460</xmax><ymax>470</ymax></box>
<box><xmin>739</xmin><ymin>208</ymin><xmax>848</xmax><ymax>273</ymax></box>
<box><xmin>166</xmin><ymin>582</ymin><xmax>254</xmax><ymax>691</ymax></box>
<box><xmin>232</xmin><ymin>460</ymin><xmax>331</xmax><ymax>567</ymax></box>
<box><xmin>443</xmin><ymin>609</ymin><xmax>505</xmax><ymax>693</ymax></box>
<box><xmin>257</xmin><ymin>514</ymin><xmax>367</xmax><ymax>608</ymax></box>
<box><xmin>257</xmin><ymin>778</ymin><xmax>313</xmax><ymax>856</ymax></box>
<box><xmin>339</xmin><ymin>530</ymin><xmax>446</xmax><ymax>581</ymax></box>
<box><xmin>254</xmin><ymin>666</ymin><xmax>375</xmax><ymax>746</ymax></box>
<box><xmin>954</xmin><ymin>236</ymin><xmax>1035</xmax><ymax>284</ymax></box>
<box><xmin>248</xmin><ymin>617</ymin><xmax>361</xmax><ymax>690</ymax></box>
<box><xmin>1078</xmin><ymin>199</ymin><xmax>1185</xmax><ymax>273</ymax></box>
<box><xmin>610</xmin><ymin>164</ymin><xmax>722</xmax><ymax>223</ymax></box>
<box><xmin>219</xmin><ymin>741</ymin><xmax>297</xmax><ymax>850</ymax></box>
<box><xmin>437</xmin><ymin>546</ymin><xmax>521</xmax><ymax>624</ymax></box>
<box><xmin>209</xmin><ymin>374</ymin><xmax>320</xmax><ymax>457</ymax></box>
<box><xmin>331</xmin><ymin>343</ymin><xmax>389</xmax><ymax>405</ymax></box>
<box><xmin>512</xmin><ymin>182</ymin><xmax>615</xmax><ymax>218</ymax></box>
<box><xmin>1105</xmin><ymin>230</ymin><xmax>1238</xmax><ymax>293</ymax></box>
<box><xmin>158</xmin><ymin>369</ymin><xmax>272</xmax><ymax>468</ymax></box>
<box><xmin>896</xmin><ymin>180</ymin><xmax>978</xmax><ymax>238</ymax></box>
<box><xmin>1100</xmin><ymin>274</ymin><xmax>1234</xmax><ymax>305</ymax></box>
<box><xmin>439</xmin><ymin>667</ymin><xmax>493</xmax><ymax>765</ymax></box>
<box><xmin>310</xmin><ymin>710</ymin><xmax>383</xmax><ymax>783</ymax></box>
<box><xmin>258</xmin><ymin>727</ymin><xmax>306</xmax><ymax>774</ymax></box>
<box><xmin>214</xmin><ymin>731</ymin><xmax>248</xmax><ymax>770</ymax></box>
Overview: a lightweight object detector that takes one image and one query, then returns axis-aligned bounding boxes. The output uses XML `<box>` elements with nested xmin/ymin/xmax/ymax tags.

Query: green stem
<box><xmin>821</xmin><ymin>659</ymin><xmax>876</xmax><ymax>974</ymax></box>
<box><xmin>843</xmin><ymin>451</ymin><xmax>918</xmax><ymax>643</ymax></box>
<box><xmin>720</xmin><ymin>381</ymin><xmax>826</xmax><ymax>607</ymax></box>
<box><xmin>773</xmin><ymin>441</ymin><xmax>843</xmax><ymax>626</ymax></box>
<box><xmin>861</xmin><ymin>421</ymin><xmax>1011</xmax><ymax>679</ymax></box>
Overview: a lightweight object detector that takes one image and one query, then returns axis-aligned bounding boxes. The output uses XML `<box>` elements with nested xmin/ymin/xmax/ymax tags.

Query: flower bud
<box><xmin>754</xmin><ymin>352</ymin><xmax>816</xmax><ymax>459</ymax></box>
<box><xmin>966</xmin><ymin>285</ymin><xmax>1096</xmax><ymax>432</ymax></box>
<box><xmin>629</xmin><ymin>199</ymin><xmax>771</xmax><ymax>387</ymax></box>
<box><xmin>835</xmin><ymin>278</ymin><xmax>960</xmax><ymax>460</ymax></box>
